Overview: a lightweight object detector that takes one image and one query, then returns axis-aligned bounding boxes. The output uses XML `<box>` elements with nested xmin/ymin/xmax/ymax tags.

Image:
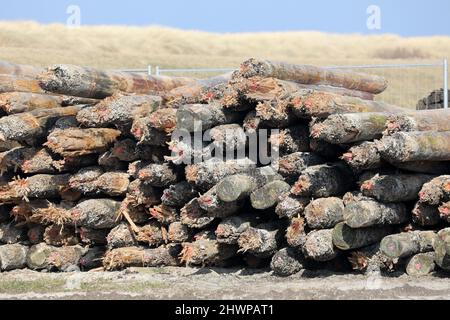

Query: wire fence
<box><xmin>118</xmin><ymin>60</ymin><xmax>448</xmax><ymax>110</ymax></box>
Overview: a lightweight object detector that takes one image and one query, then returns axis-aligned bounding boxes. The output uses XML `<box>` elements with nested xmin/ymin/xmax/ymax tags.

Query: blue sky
<box><xmin>1</xmin><ymin>0</ymin><xmax>449</xmax><ymax>36</ymax></box>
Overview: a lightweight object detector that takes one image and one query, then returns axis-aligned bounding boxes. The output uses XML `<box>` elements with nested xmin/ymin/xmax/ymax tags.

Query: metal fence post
<box><xmin>444</xmin><ymin>59</ymin><xmax>448</xmax><ymax>109</ymax></box>
<box><xmin>155</xmin><ymin>66</ymin><xmax>160</xmax><ymax>76</ymax></box>
<box><xmin>147</xmin><ymin>65</ymin><xmax>152</xmax><ymax>76</ymax></box>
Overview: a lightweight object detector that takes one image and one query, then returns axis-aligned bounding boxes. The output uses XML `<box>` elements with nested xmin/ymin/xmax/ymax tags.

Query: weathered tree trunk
<box><xmin>238</xmin><ymin>59</ymin><xmax>388</xmax><ymax>94</ymax></box>
<box><xmin>0</xmin><ymin>106</ymin><xmax>83</xmax><ymax>142</ymax></box>
<box><xmin>130</xmin><ymin>161</ymin><xmax>180</xmax><ymax>187</ymax></box>
<box><xmin>0</xmin><ymin>222</ymin><xmax>26</xmax><ymax>244</ymax></box>
<box><xmin>274</xmin><ymin>152</ymin><xmax>324</xmax><ymax>181</ymax></box>
<box><xmin>103</xmin><ymin>245</ymin><xmax>182</xmax><ymax>270</ymax></box>
<box><xmin>215</xmin><ymin>215</ymin><xmax>258</xmax><ymax>245</ymax></box>
<box><xmin>71</xmin><ymin>199</ymin><xmax>122</xmax><ymax>229</ymax></box>
<box><xmin>69</xmin><ymin>168</ymin><xmax>130</xmax><ymax>197</ymax></box>
<box><xmin>180</xmin><ymin>239</ymin><xmax>236</xmax><ymax>266</ymax></box>
<box><xmin>161</xmin><ymin>181</ymin><xmax>198</xmax><ymax>208</ymax></box>
<box><xmin>311</xmin><ymin>112</ymin><xmax>392</xmax><ymax>144</ymax></box>
<box><xmin>406</xmin><ymin>252</ymin><xmax>436</xmax><ymax>276</ymax></box>
<box><xmin>176</xmin><ymin>103</ymin><xmax>243</xmax><ymax>132</ymax></box>
<box><xmin>304</xmin><ymin>197</ymin><xmax>345</xmax><ymax>229</ymax></box>
<box><xmin>412</xmin><ymin>202</ymin><xmax>442</xmax><ymax>227</ymax></box>
<box><xmin>124</xmin><ymin>179</ymin><xmax>162</xmax><ymax>208</ymax></box>
<box><xmin>433</xmin><ymin>228</ymin><xmax>450</xmax><ymax>271</ymax></box>
<box><xmin>276</xmin><ymin>194</ymin><xmax>310</xmax><ymax>219</ymax></box>
<box><xmin>198</xmin><ymin>185</ymin><xmax>244</xmax><ymax>218</ymax></box>
<box><xmin>347</xmin><ymin>243</ymin><xmax>395</xmax><ymax>273</ymax></box>
<box><xmin>215</xmin><ymin>167</ymin><xmax>282</xmax><ymax>202</ymax></box>
<box><xmin>168</xmin><ymin>222</ymin><xmax>193</xmax><ymax>243</ymax></box>
<box><xmin>332</xmin><ymin>222</ymin><xmax>393</xmax><ymax>250</ymax></box>
<box><xmin>135</xmin><ymin>221</ymin><xmax>166</xmax><ymax>247</ymax></box>
<box><xmin>378</xmin><ymin>131</ymin><xmax>450</xmax><ymax>162</ymax></box>
<box><xmin>0</xmin><ymin>74</ymin><xmax>44</xmax><ymax>94</ymax></box>
<box><xmin>107</xmin><ymin>223</ymin><xmax>137</xmax><ymax>249</ymax></box>
<box><xmin>237</xmin><ymin>222</ymin><xmax>284</xmax><ymax>258</ymax></box>
<box><xmin>291</xmin><ymin>91</ymin><xmax>405</xmax><ymax>119</ymax></box>
<box><xmin>438</xmin><ymin>201</ymin><xmax>450</xmax><ymax>223</ymax></box>
<box><xmin>26</xmin><ymin>243</ymin><xmax>87</xmax><ymax>271</ymax></box>
<box><xmin>341</xmin><ymin>142</ymin><xmax>383</xmax><ymax>171</ymax></box>
<box><xmin>303</xmin><ymin>229</ymin><xmax>339</xmax><ymax>262</ymax></box>
<box><xmin>149</xmin><ymin>204</ymin><xmax>179</xmax><ymax>225</ymax></box>
<box><xmin>286</xmin><ymin>217</ymin><xmax>307</xmax><ymax>250</ymax></box>
<box><xmin>0</xmin><ymin>244</ymin><xmax>29</xmax><ymax>271</ymax></box>
<box><xmin>385</xmin><ymin>109</ymin><xmax>450</xmax><ymax>135</ymax></box>
<box><xmin>76</xmin><ymin>93</ymin><xmax>161</xmax><ymax>128</ymax></box>
<box><xmin>43</xmin><ymin>225</ymin><xmax>79</xmax><ymax>246</ymax></box>
<box><xmin>419</xmin><ymin>175</ymin><xmax>450</xmax><ymax>205</ymax></box>
<box><xmin>270</xmin><ymin>247</ymin><xmax>306</xmax><ymax>277</ymax></box>
<box><xmin>0</xmin><ymin>92</ymin><xmax>98</xmax><ymax>114</ymax></box>
<box><xmin>45</xmin><ymin>128</ymin><xmax>121</xmax><ymax>157</ymax></box>
<box><xmin>380</xmin><ymin>231</ymin><xmax>436</xmax><ymax>259</ymax></box>
<box><xmin>291</xmin><ymin>162</ymin><xmax>354</xmax><ymax>198</ymax></box>
<box><xmin>360</xmin><ymin>173</ymin><xmax>434</xmax><ymax>202</ymax></box>
<box><xmin>269</xmin><ymin>125</ymin><xmax>310</xmax><ymax>156</ymax></box>
<box><xmin>250</xmin><ymin>180</ymin><xmax>291</xmax><ymax>210</ymax></box>
<box><xmin>255</xmin><ymin>100</ymin><xmax>297</xmax><ymax>128</ymax></box>
<box><xmin>343</xmin><ymin>196</ymin><xmax>408</xmax><ymax>228</ymax></box>
<box><xmin>185</xmin><ymin>158</ymin><xmax>256</xmax><ymax>191</ymax></box>
<box><xmin>40</xmin><ymin>64</ymin><xmax>196</xmax><ymax>99</ymax></box>
<box><xmin>180</xmin><ymin>198</ymin><xmax>216</xmax><ymax>229</ymax></box>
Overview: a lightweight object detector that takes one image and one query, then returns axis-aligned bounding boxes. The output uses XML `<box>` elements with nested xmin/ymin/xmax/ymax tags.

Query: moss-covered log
<box><xmin>385</xmin><ymin>109</ymin><xmax>450</xmax><ymax>135</ymax></box>
<box><xmin>406</xmin><ymin>252</ymin><xmax>436</xmax><ymax>276</ymax></box>
<box><xmin>250</xmin><ymin>180</ymin><xmax>291</xmax><ymax>210</ymax></box>
<box><xmin>433</xmin><ymin>228</ymin><xmax>450</xmax><ymax>271</ymax></box>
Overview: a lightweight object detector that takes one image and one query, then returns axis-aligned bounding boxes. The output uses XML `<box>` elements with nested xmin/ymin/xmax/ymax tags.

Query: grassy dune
<box><xmin>1</xmin><ymin>21</ymin><xmax>449</xmax><ymax>108</ymax></box>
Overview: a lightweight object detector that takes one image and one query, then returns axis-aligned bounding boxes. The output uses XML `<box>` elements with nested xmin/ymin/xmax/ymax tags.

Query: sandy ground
<box><xmin>0</xmin><ymin>267</ymin><xmax>449</xmax><ymax>300</ymax></box>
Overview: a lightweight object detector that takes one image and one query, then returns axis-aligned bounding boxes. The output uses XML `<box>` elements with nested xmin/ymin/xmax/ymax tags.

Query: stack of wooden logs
<box><xmin>0</xmin><ymin>59</ymin><xmax>449</xmax><ymax>277</ymax></box>
<box><xmin>417</xmin><ymin>89</ymin><xmax>449</xmax><ymax>110</ymax></box>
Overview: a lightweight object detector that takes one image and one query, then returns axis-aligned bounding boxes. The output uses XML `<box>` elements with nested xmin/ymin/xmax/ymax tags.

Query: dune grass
<box><xmin>0</xmin><ymin>21</ymin><xmax>449</xmax><ymax>108</ymax></box>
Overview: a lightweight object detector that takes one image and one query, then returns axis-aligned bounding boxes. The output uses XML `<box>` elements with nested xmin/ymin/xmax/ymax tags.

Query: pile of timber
<box><xmin>0</xmin><ymin>59</ymin><xmax>449</xmax><ymax>277</ymax></box>
<box><xmin>417</xmin><ymin>89</ymin><xmax>449</xmax><ymax>110</ymax></box>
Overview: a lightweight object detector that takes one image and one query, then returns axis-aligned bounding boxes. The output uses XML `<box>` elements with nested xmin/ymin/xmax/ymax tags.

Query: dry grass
<box><xmin>1</xmin><ymin>21</ymin><xmax>449</xmax><ymax>108</ymax></box>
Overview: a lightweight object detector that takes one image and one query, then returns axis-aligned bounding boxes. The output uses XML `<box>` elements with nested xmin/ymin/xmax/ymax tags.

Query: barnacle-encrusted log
<box><xmin>103</xmin><ymin>245</ymin><xmax>182</xmax><ymax>270</ymax></box>
<box><xmin>419</xmin><ymin>175</ymin><xmax>450</xmax><ymax>205</ymax></box>
<box><xmin>185</xmin><ymin>158</ymin><xmax>256</xmax><ymax>191</ymax></box>
<box><xmin>310</xmin><ymin>112</ymin><xmax>392</xmax><ymax>144</ymax></box>
<box><xmin>215</xmin><ymin>166</ymin><xmax>282</xmax><ymax>202</ymax></box>
<box><xmin>341</xmin><ymin>142</ymin><xmax>383</xmax><ymax>171</ymax></box>
<box><xmin>71</xmin><ymin>199</ymin><xmax>122</xmax><ymax>229</ymax></box>
<box><xmin>130</xmin><ymin>161</ymin><xmax>180</xmax><ymax>188</ymax></box>
<box><xmin>237</xmin><ymin>222</ymin><xmax>285</xmax><ymax>258</ymax></box>
<box><xmin>161</xmin><ymin>181</ymin><xmax>198</xmax><ymax>208</ymax></box>
<box><xmin>43</xmin><ymin>225</ymin><xmax>79</xmax><ymax>246</ymax></box>
<box><xmin>286</xmin><ymin>217</ymin><xmax>307</xmax><ymax>249</ymax></box>
<box><xmin>180</xmin><ymin>239</ymin><xmax>237</xmax><ymax>267</ymax></box>
<box><xmin>76</xmin><ymin>93</ymin><xmax>161</xmax><ymax>128</ymax></box>
<box><xmin>380</xmin><ymin>231</ymin><xmax>436</xmax><ymax>259</ymax></box>
<box><xmin>0</xmin><ymin>106</ymin><xmax>83</xmax><ymax>142</ymax></box>
<box><xmin>269</xmin><ymin>125</ymin><xmax>310</xmax><ymax>156</ymax></box>
<box><xmin>412</xmin><ymin>202</ymin><xmax>442</xmax><ymax>227</ymax></box>
<box><xmin>438</xmin><ymin>201</ymin><xmax>450</xmax><ymax>223</ymax></box>
<box><xmin>176</xmin><ymin>103</ymin><xmax>244</xmax><ymax>132</ymax></box>
<box><xmin>180</xmin><ymin>198</ymin><xmax>216</xmax><ymax>229</ymax></box>
<box><xmin>304</xmin><ymin>197</ymin><xmax>344</xmax><ymax>229</ymax></box>
<box><xmin>343</xmin><ymin>195</ymin><xmax>408</xmax><ymax>228</ymax></box>
<box><xmin>215</xmin><ymin>214</ymin><xmax>260</xmax><ymax>245</ymax></box>
<box><xmin>270</xmin><ymin>247</ymin><xmax>306</xmax><ymax>277</ymax></box>
<box><xmin>291</xmin><ymin>91</ymin><xmax>405</xmax><ymax>119</ymax></box>
<box><xmin>238</xmin><ymin>59</ymin><xmax>388</xmax><ymax>94</ymax></box>
<box><xmin>168</xmin><ymin>222</ymin><xmax>192</xmax><ymax>243</ymax></box>
<box><xmin>0</xmin><ymin>92</ymin><xmax>98</xmax><ymax>114</ymax></box>
<box><xmin>291</xmin><ymin>163</ymin><xmax>354</xmax><ymax>198</ymax></box>
<box><xmin>385</xmin><ymin>109</ymin><xmax>450</xmax><ymax>135</ymax></box>
<box><xmin>303</xmin><ymin>229</ymin><xmax>339</xmax><ymax>262</ymax></box>
<box><xmin>378</xmin><ymin>131</ymin><xmax>450</xmax><ymax>163</ymax></box>
<box><xmin>45</xmin><ymin>128</ymin><xmax>121</xmax><ymax>157</ymax></box>
<box><xmin>40</xmin><ymin>64</ymin><xmax>196</xmax><ymax>99</ymax></box>
<box><xmin>360</xmin><ymin>173</ymin><xmax>434</xmax><ymax>203</ymax></box>
<box><xmin>275</xmin><ymin>194</ymin><xmax>310</xmax><ymax>219</ymax></box>
<box><xmin>273</xmin><ymin>152</ymin><xmax>324</xmax><ymax>181</ymax></box>
<box><xmin>107</xmin><ymin>223</ymin><xmax>137</xmax><ymax>249</ymax></box>
<box><xmin>250</xmin><ymin>180</ymin><xmax>291</xmax><ymax>210</ymax></box>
